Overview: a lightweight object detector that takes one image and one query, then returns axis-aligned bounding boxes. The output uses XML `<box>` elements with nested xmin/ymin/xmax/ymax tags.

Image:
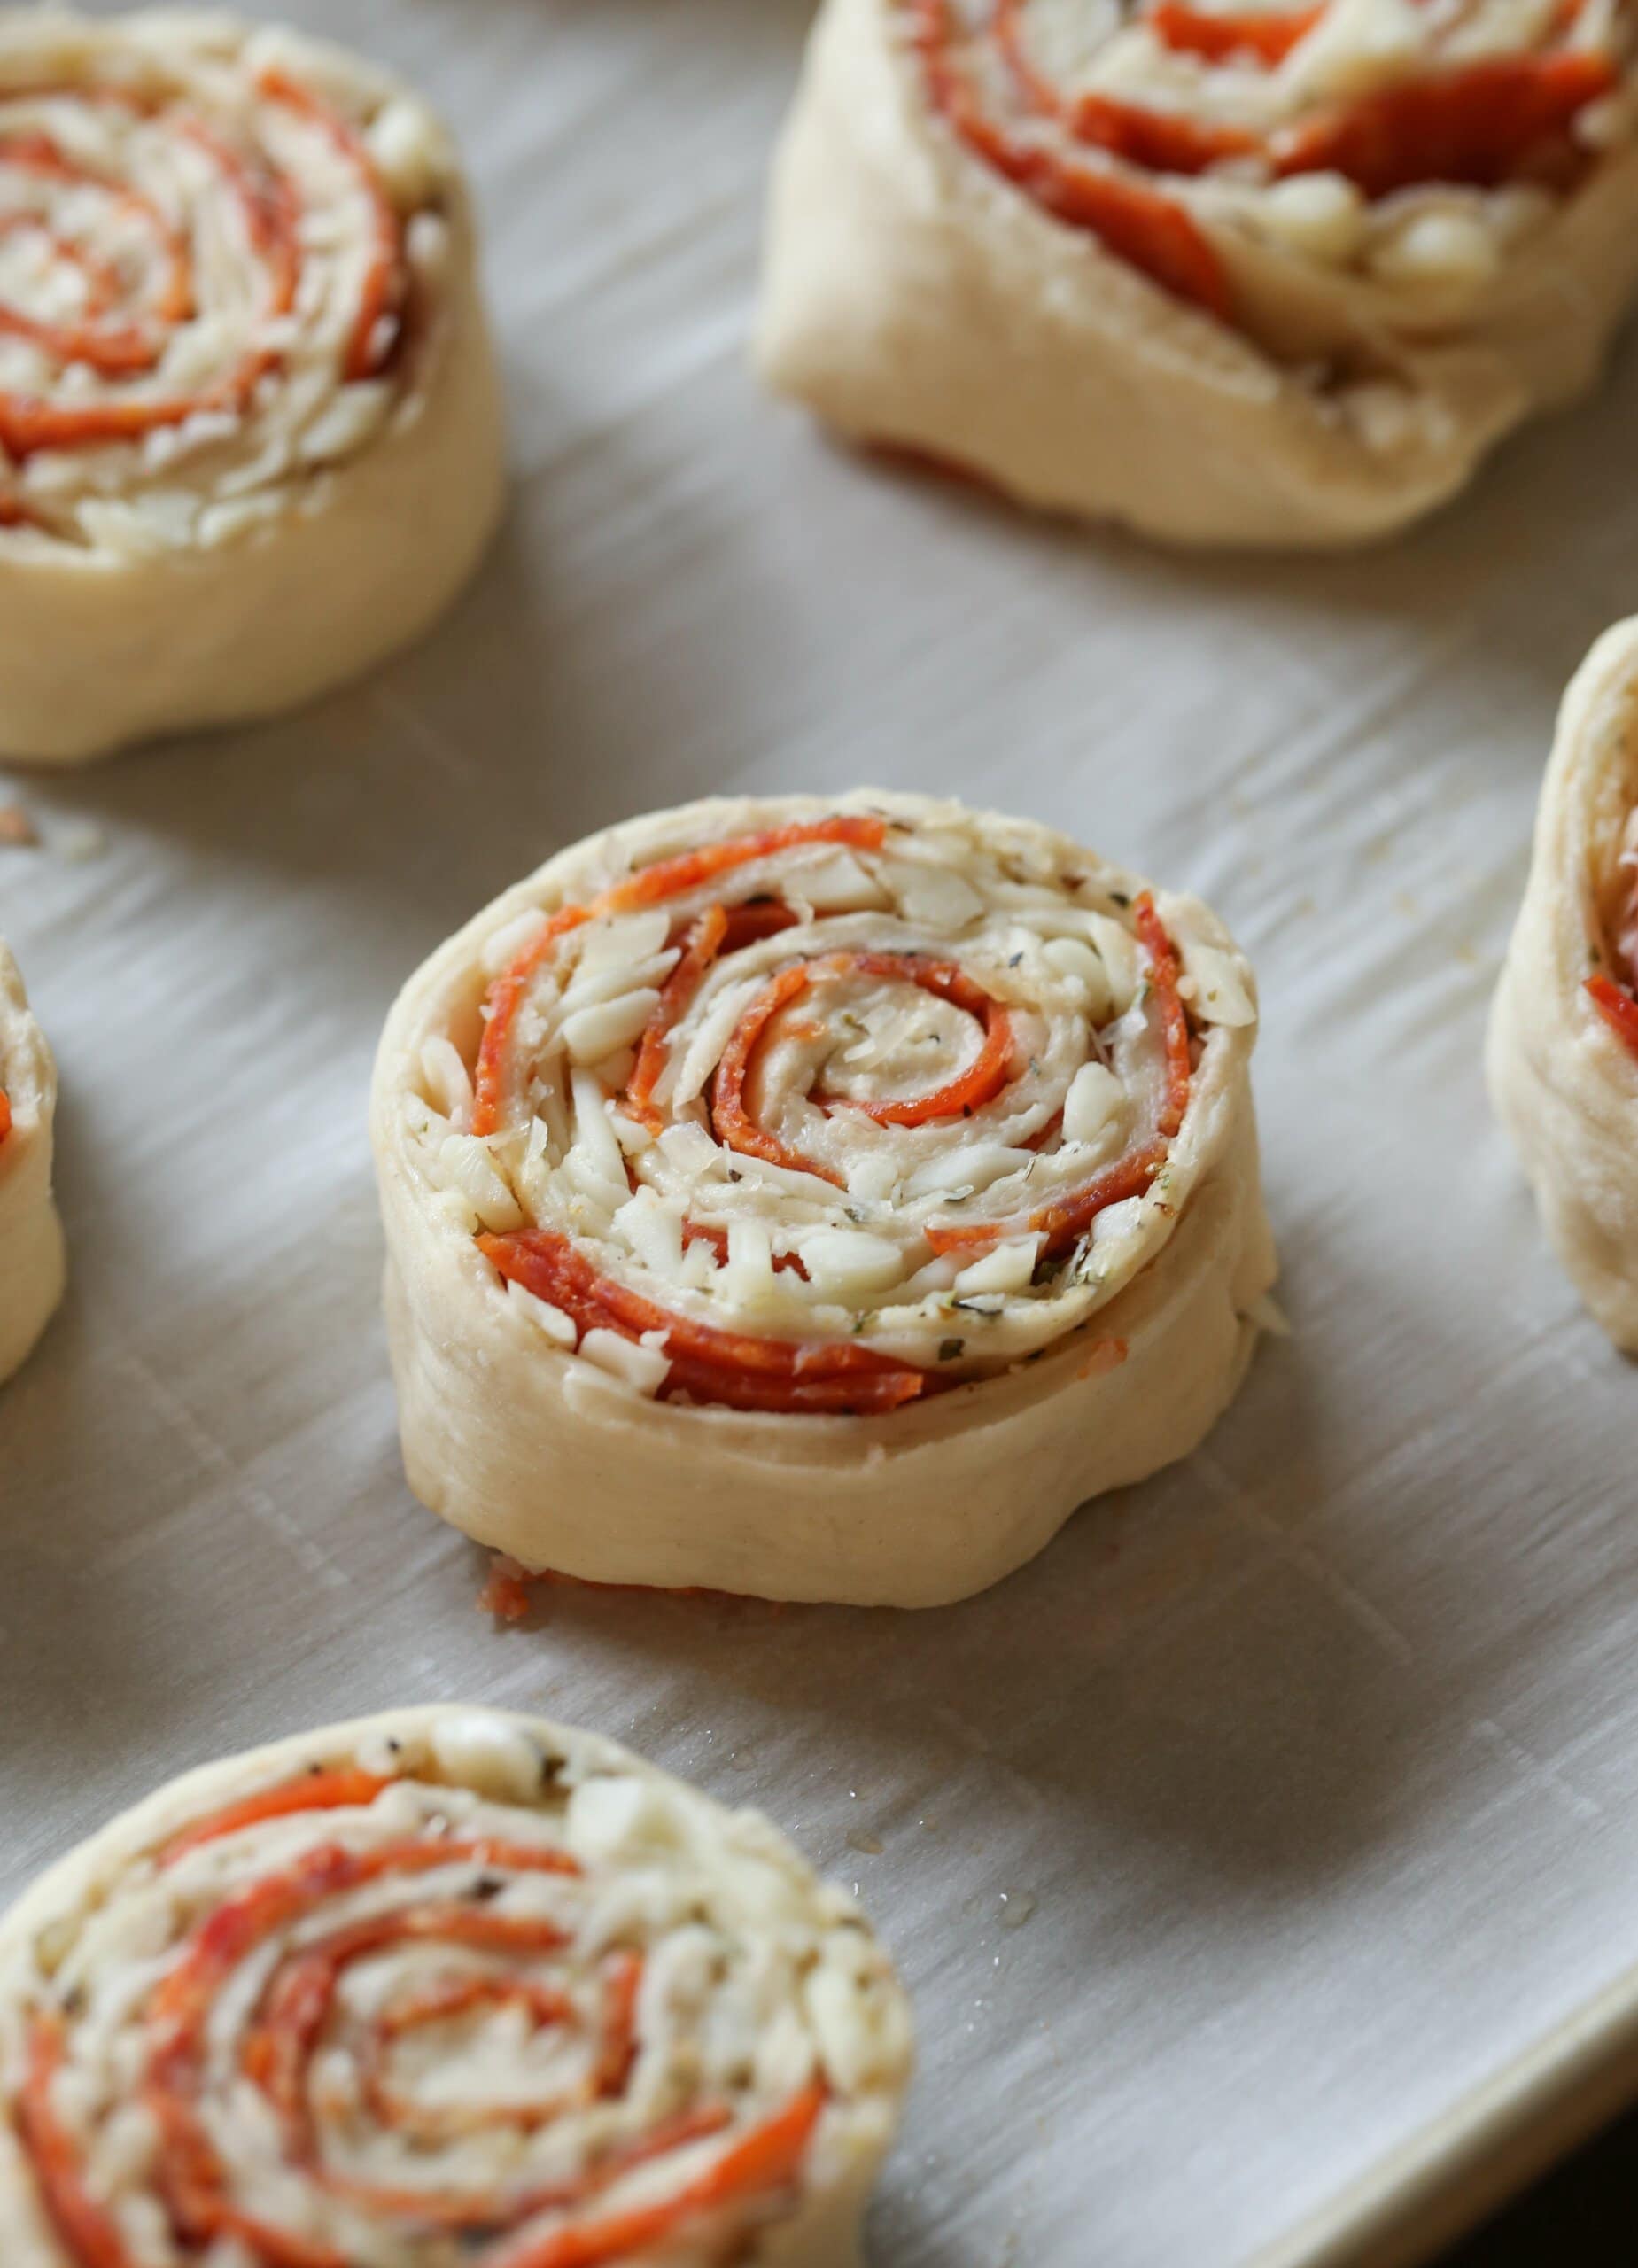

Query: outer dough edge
<box><xmin>0</xmin><ymin>942</ymin><xmax>65</xmax><ymax>1384</ymax></box>
<box><xmin>1487</xmin><ymin>617</ymin><xmax>1638</xmax><ymax>1350</ymax></box>
<box><xmin>370</xmin><ymin>789</ymin><xmax>1278</xmax><ymax>1609</ymax></box>
<box><xmin>0</xmin><ymin>1705</ymin><xmax>912</xmax><ymax>2268</ymax></box>
<box><xmin>754</xmin><ymin>0</ymin><xmax>1638</xmax><ymax>550</ymax></box>
<box><xmin>0</xmin><ymin>24</ymin><xmax>506</xmax><ymax>766</ymax></box>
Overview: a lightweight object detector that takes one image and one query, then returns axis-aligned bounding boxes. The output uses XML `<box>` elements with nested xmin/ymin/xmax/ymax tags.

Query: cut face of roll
<box><xmin>0</xmin><ymin>1707</ymin><xmax>912</xmax><ymax>2268</ymax></box>
<box><xmin>755</xmin><ymin>0</ymin><xmax>1638</xmax><ymax>547</ymax></box>
<box><xmin>373</xmin><ymin>791</ymin><xmax>1277</xmax><ymax>1606</ymax></box>
<box><xmin>0</xmin><ymin>938</ymin><xmax>64</xmax><ymax>1383</ymax></box>
<box><xmin>0</xmin><ymin>9</ymin><xmax>503</xmax><ymax>763</ymax></box>
<box><xmin>1489</xmin><ymin>617</ymin><xmax>1638</xmax><ymax>1349</ymax></box>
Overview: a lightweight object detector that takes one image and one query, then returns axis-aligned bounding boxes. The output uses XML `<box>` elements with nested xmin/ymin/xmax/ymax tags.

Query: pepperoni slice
<box><xmin>1271</xmin><ymin>50</ymin><xmax>1619</xmax><ymax>196</ymax></box>
<box><xmin>1587</xmin><ymin>969</ymin><xmax>1638</xmax><ymax>1060</ymax></box>
<box><xmin>480</xmin><ymin>1228</ymin><xmax>933</xmax><ymax>1415</ymax></box>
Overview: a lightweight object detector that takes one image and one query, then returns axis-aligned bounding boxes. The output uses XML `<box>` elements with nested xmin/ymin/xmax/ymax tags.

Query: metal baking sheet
<box><xmin>5</xmin><ymin>3</ymin><xmax>1638</xmax><ymax>2262</ymax></box>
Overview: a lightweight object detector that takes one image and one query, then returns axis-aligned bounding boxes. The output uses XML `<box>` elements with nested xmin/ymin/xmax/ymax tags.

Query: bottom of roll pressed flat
<box><xmin>0</xmin><ymin>1705</ymin><xmax>913</xmax><ymax>2268</ymax></box>
<box><xmin>373</xmin><ymin>790</ymin><xmax>1278</xmax><ymax>1607</ymax></box>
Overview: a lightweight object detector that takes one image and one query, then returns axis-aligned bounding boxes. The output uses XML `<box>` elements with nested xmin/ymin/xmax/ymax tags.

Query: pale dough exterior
<box><xmin>0</xmin><ymin>11</ymin><xmax>504</xmax><ymax>765</ymax></box>
<box><xmin>1489</xmin><ymin>617</ymin><xmax>1638</xmax><ymax>1350</ymax></box>
<box><xmin>755</xmin><ymin>0</ymin><xmax>1638</xmax><ymax>549</ymax></box>
<box><xmin>0</xmin><ymin>1705</ymin><xmax>912</xmax><ymax>2268</ymax></box>
<box><xmin>0</xmin><ymin>941</ymin><xmax>65</xmax><ymax>1385</ymax></box>
<box><xmin>372</xmin><ymin>790</ymin><xmax>1277</xmax><ymax>1608</ymax></box>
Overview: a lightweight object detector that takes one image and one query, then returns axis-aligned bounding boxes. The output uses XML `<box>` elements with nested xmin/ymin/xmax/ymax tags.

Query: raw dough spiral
<box><xmin>756</xmin><ymin>0</ymin><xmax>1638</xmax><ymax>547</ymax></box>
<box><xmin>0</xmin><ymin>1706</ymin><xmax>912</xmax><ymax>2268</ymax></box>
<box><xmin>0</xmin><ymin>8</ymin><xmax>503</xmax><ymax>762</ymax></box>
<box><xmin>372</xmin><ymin>791</ymin><xmax>1277</xmax><ymax>1606</ymax></box>
<box><xmin>1489</xmin><ymin>617</ymin><xmax>1638</xmax><ymax>1348</ymax></box>
<box><xmin>0</xmin><ymin>937</ymin><xmax>64</xmax><ymax>1383</ymax></box>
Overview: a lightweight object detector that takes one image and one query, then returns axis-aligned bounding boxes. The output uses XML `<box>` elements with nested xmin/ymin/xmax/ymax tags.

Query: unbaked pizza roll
<box><xmin>0</xmin><ymin>8</ymin><xmax>503</xmax><ymax>763</ymax></box>
<box><xmin>0</xmin><ymin>1705</ymin><xmax>912</xmax><ymax>2268</ymax></box>
<box><xmin>1489</xmin><ymin>617</ymin><xmax>1638</xmax><ymax>1349</ymax></box>
<box><xmin>756</xmin><ymin>0</ymin><xmax>1638</xmax><ymax>548</ymax></box>
<box><xmin>0</xmin><ymin>939</ymin><xmax>64</xmax><ymax>1384</ymax></box>
<box><xmin>373</xmin><ymin>791</ymin><xmax>1277</xmax><ymax>1607</ymax></box>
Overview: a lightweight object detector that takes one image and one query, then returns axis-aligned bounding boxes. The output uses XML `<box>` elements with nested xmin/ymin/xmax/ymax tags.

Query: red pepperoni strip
<box><xmin>1587</xmin><ymin>970</ymin><xmax>1638</xmax><ymax>1060</ymax></box>
<box><xmin>993</xmin><ymin>0</ymin><xmax>1064</xmax><ymax>111</ymax></box>
<box><xmin>613</xmin><ymin>900</ymin><xmax>806</xmax><ymax>1133</ymax></box>
<box><xmin>1150</xmin><ymin>1</ymin><xmax>1324</xmax><ymax>63</ymax></box>
<box><xmin>0</xmin><ymin>1089</ymin><xmax>11</xmax><ymax>1146</ymax></box>
<box><xmin>910</xmin><ymin>0</ymin><xmax>1232</xmax><ymax>316</ymax></box>
<box><xmin>159</xmin><ymin>1767</ymin><xmax>392</xmax><ymax>1865</ymax></box>
<box><xmin>471</xmin><ymin>906</ymin><xmax>593</xmax><ymax>1138</ymax></box>
<box><xmin>182</xmin><ymin>118</ymin><xmax>302</xmax><ymax>327</ymax></box>
<box><xmin>593</xmin><ymin>1950</ymin><xmax>645</xmax><ymax>2099</ymax></box>
<box><xmin>607</xmin><ymin>817</ymin><xmax>887</xmax><ymax>917</ymax></box>
<box><xmin>479</xmin><ymin>1228</ymin><xmax>933</xmax><ymax>1414</ymax></box>
<box><xmin>1271</xmin><ymin>50</ymin><xmax>1619</xmax><ymax>195</ymax></box>
<box><xmin>0</xmin><ymin>366</ymin><xmax>265</xmax><ymax>458</ymax></box>
<box><xmin>257</xmin><ymin>67</ymin><xmax>400</xmax><ymax>380</ymax></box>
<box><xmin>626</xmin><ymin>904</ymin><xmax>730</xmax><ymax>1132</ymax></box>
<box><xmin>16</xmin><ymin>2018</ymin><xmax>133</xmax><ymax>2268</ymax></box>
<box><xmin>1135</xmin><ymin>890</ymin><xmax>1192</xmax><ymax>1142</ymax></box>
<box><xmin>494</xmin><ymin>2081</ymin><xmax>827</xmax><ymax>2268</ymax></box>
<box><xmin>1000</xmin><ymin>0</ymin><xmax>1269</xmax><ymax>159</ymax></box>
<box><xmin>814</xmin><ymin>953</ymin><xmax>1016</xmax><ymax>1126</ymax></box>
<box><xmin>711</xmin><ymin>962</ymin><xmax>843</xmax><ymax>1184</ymax></box>
<box><xmin>711</xmin><ymin>950</ymin><xmax>1015</xmax><ymax>1179</ymax></box>
<box><xmin>925</xmin><ymin>894</ymin><xmax>1192</xmax><ymax>1259</ymax></box>
<box><xmin>471</xmin><ymin>820</ymin><xmax>887</xmax><ymax>1139</ymax></box>
<box><xmin>322</xmin><ymin>2105</ymin><xmax>738</xmax><ymax>2236</ymax></box>
<box><xmin>1071</xmin><ymin>93</ymin><xmax>1261</xmax><ymax>175</ymax></box>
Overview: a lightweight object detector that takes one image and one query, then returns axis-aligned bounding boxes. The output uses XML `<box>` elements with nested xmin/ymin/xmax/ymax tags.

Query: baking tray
<box><xmin>5</xmin><ymin>2</ymin><xmax>1638</xmax><ymax>2262</ymax></box>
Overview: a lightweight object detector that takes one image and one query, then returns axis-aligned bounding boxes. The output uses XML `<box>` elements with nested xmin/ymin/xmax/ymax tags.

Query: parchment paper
<box><xmin>4</xmin><ymin>4</ymin><xmax>1638</xmax><ymax>2262</ymax></box>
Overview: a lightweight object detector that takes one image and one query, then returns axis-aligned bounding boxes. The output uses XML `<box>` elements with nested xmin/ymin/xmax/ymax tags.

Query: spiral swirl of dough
<box><xmin>0</xmin><ymin>9</ymin><xmax>502</xmax><ymax>760</ymax></box>
<box><xmin>416</xmin><ymin>796</ymin><xmax>1261</xmax><ymax>1410</ymax></box>
<box><xmin>374</xmin><ymin>795</ymin><xmax>1276</xmax><ymax>1605</ymax></box>
<box><xmin>0</xmin><ymin>1709</ymin><xmax>911</xmax><ymax>2268</ymax></box>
